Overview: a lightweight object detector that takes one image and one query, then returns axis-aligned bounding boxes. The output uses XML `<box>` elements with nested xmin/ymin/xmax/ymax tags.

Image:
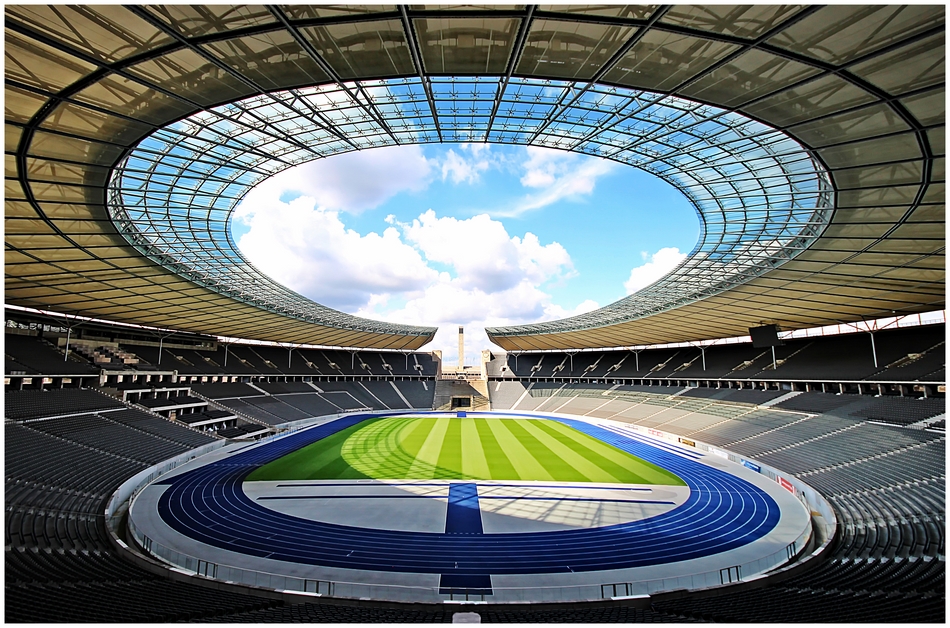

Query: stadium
<box><xmin>4</xmin><ymin>4</ymin><xmax>945</xmax><ymax>623</ymax></box>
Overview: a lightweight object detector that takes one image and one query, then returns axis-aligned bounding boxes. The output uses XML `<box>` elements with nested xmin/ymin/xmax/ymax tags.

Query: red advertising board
<box><xmin>779</xmin><ymin>477</ymin><xmax>794</xmax><ymax>493</ymax></box>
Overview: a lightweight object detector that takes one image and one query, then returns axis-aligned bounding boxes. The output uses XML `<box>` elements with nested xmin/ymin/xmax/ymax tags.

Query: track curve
<box><xmin>153</xmin><ymin>412</ymin><xmax>782</xmax><ymax>576</ymax></box>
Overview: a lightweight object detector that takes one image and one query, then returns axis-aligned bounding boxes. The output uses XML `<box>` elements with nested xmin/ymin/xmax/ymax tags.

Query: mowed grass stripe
<box><xmin>248</xmin><ymin>416</ymin><xmax>685</xmax><ymax>485</ymax></box>
<box><xmin>516</xmin><ymin>419</ymin><xmax>625</xmax><ymax>483</ymax></box>
<box><xmin>534</xmin><ymin>420</ymin><xmax>685</xmax><ymax>486</ymax></box>
<box><xmin>502</xmin><ymin>420</ymin><xmax>591</xmax><ymax>483</ymax></box>
<box><xmin>396</xmin><ymin>417</ymin><xmax>435</xmax><ymax>458</ymax></box>
<box><xmin>393</xmin><ymin>418</ymin><xmax>444</xmax><ymax>478</ymax></box>
<box><xmin>436</xmin><ymin>418</ymin><xmax>464</xmax><ymax>479</ymax></box>
<box><xmin>485</xmin><ymin>419</ymin><xmax>554</xmax><ymax>481</ymax></box>
<box><xmin>247</xmin><ymin>419</ymin><xmax>377</xmax><ymax>481</ymax></box>
<box><xmin>460</xmin><ymin>419</ymin><xmax>492</xmax><ymax>479</ymax></box>
<box><xmin>343</xmin><ymin>416</ymin><xmax>419</xmax><ymax>478</ymax></box>
<box><xmin>535</xmin><ymin>421</ymin><xmax>671</xmax><ymax>484</ymax></box>
<box><xmin>406</xmin><ymin>418</ymin><xmax>450</xmax><ymax>479</ymax></box>
<box><xmin>473</xmin><ymin>419</ymin><xmax>518</xmax><ymax>480</ymax></box>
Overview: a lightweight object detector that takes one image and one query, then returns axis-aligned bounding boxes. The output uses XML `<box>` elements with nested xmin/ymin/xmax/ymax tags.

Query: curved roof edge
<box><xmin>5</xmin><ymin>5</ymin><xmax>943</xmax><ymax>350</ymax></box>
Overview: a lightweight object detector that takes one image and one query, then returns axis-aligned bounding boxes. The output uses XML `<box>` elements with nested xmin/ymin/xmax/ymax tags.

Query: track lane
<box><xmin>153</xmin><ymin>412</ymin><xmax>782</xmax><ymax>575</ymax></box>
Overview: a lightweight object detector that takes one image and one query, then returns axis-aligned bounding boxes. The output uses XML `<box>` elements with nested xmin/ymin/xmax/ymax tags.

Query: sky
<box><xmin>231</xmin><ymin>144</ymin><xmax>698</xmax><ymax>365</ymax></box>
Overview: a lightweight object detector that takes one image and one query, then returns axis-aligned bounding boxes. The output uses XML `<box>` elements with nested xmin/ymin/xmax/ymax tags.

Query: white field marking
<box><xmin>244</xmin><ymin>479</ymin><xmax>689</xmax><ymax>534</ymax></box>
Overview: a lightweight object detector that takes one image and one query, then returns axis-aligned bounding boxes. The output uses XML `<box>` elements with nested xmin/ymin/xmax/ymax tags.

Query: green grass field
<box><xmin>247</xmin><ymin>416</ymin><xmax>684</xmax><ymax>485</ymax></box>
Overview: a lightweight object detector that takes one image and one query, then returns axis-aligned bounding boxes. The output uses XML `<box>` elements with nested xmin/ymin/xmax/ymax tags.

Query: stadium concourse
<box><xmin>4</xmin><ymin>3</ymin><xmax>946</xmax><ymax>624</ymax></box>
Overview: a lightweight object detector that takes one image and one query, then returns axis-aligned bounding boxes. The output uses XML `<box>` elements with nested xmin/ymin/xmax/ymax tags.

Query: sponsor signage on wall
<box><xmin>742</xmin><ymin>460</ymin><xmax>761</xmax><ymax>473</ymax></box>
<box><xmin>711</xmin><ymin>448</ymin><xmax>729</xmax><ymax>460</ymax></box>
<box><xmin>779</xmin><ymin>477</ymin><xmax>794</xmax><ymax>493</ymax></box>
<box><xmin>678</xmin><ymin>438</ymin><xmax>695</xmax><ymax>447</ymax></box>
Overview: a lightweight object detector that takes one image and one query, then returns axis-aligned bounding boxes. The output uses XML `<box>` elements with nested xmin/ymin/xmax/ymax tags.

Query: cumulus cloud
<box><xmin>231</xmin><ymin>144</ymin><xmax>616</xmax><ymax>364</ymax></box>
<box><xmin>396</xmin><ymin>210</ymin><xmax>575</xmax><ymax>293</ymax></box>
<box><xmin>369</xmin><ymin>210</ymin><xmax>581</xmax><ymax>364</ymax></box>
<box><xmin>356</xmin><ymin>277</ymin><xmax>600</xmax><ymax>366</ymax></box>
<box><xmin>624</xmin><ymin>247</ymin><xmax>687</xmax><ymax>295</ymax></box>
<box><xmin>236</xmin><ymin>182</ymin><xmax>582</xmax><ymax>363</ymax></box>
<box><xmin>236</xmin><ymin>196</ymin><xmax>438</xmax><ymax>312</ymax></box>
<box><xmin>234</xmin><ymin>145</ymin><xmax>433</xmax><ymax>217</ymax></box>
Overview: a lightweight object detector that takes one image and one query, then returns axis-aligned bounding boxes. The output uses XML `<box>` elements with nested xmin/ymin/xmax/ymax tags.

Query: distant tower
<box><xmin>458</xmin><ymin>326</ymin><xmax>464</xmax><ymax>369</ymax></box>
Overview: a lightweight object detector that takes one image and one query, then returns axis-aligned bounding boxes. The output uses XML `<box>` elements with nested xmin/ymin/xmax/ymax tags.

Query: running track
<box><xmin>153</xmin><ymin>412</ymin><xmax>781</xmax><ymax>577</ymax></box>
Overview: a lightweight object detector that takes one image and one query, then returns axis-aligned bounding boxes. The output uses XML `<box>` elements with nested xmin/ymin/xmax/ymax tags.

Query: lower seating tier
<box><xmin>3</xmin><ymin>384</ymin><xmax>943</xmax><ymax>622</ymax></box>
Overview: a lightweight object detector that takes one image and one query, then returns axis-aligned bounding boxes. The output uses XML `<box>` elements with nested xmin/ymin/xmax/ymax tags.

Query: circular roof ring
<box><xmin>108</xmin><ymin>78</ymin><xmax>833</xmax><ymax>346</ymax></box>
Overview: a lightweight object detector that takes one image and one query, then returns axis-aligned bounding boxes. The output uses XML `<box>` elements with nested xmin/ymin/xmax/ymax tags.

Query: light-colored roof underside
<box><xmin>5</xmin><ymin>5</ymin><xmax>945</xmax><ymax>350</ymax></box>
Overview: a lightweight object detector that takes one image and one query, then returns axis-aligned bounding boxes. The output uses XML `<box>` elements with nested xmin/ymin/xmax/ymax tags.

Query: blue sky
<box><xmin>231</xmin><ymin>144</ymin><xmax>698</xmax><ymax>363</ymax></box>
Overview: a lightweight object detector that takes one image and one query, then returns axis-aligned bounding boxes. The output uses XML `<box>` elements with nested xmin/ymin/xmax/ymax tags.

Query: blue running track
<box><xmin>154</xmin><ymin>412</ymin><xmax>780</xmax><ymax>577</ymax></box>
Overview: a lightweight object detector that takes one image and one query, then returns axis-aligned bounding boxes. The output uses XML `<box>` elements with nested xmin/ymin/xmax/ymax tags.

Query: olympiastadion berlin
<box><xmin>4</xmin><ymin>5</ymin><xmax>946</xmax><ymax>623</ymax></box>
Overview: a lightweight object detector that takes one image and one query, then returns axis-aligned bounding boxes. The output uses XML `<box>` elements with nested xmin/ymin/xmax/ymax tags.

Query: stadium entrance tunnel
<box><xmin>107</xmin><ymin>79</ymin><xmax>832</xmax><ymax>348</ymax></box>
<box><xmin>115</xmin><ymin>410</ymin><xmax>833</xmax><ymax>605</ymax></box>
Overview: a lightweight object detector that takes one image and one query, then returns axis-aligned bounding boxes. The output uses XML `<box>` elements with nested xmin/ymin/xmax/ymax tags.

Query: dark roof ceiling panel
<box><xmin>4</xmin><ymin>4</ymin><xmax>944</xmax><ymax>350</ymax></box>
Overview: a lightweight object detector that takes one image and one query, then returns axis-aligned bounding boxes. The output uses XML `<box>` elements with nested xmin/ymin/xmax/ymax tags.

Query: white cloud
<box><xmin>624</xmin><ymin>247</ymin><xmax>687</xmax><ymax>295</ymax></box>
<box><xmin>480</xmin><ymin>146</ymin><xmax>618</xmax><ymax>217</ymax></box>
<box><xmin>440</xmin><ymin>144</ymin><xmax>492</xmax><ymax>184</ymax></box>
<box><xmin>236</xmin><ymin>177</ymin><xmax>582</xmax><ymax>363</ymax></box>
<box><xmin>356</xmin><ymin>279</ymin><xmax>600</xmax><ymax>366</ymax></box>
<box><xmin>230</xmin><ymin>144</ymin><xmax>622</xmax><ymax>364</ymax></box>
<box><xmin>234</xmin><ymin>145</ymin><xmax>433</xmax><ymax>217</ymax></box>
<box><xmin>544</xmin><ymin>298</ymin><xmax>600</xmax><ymax>320</ymax></box>
<box><xmin>236</xmin><ymin>196</ymin><xmax>437</xmax><ymax>312</ymax></box>
<box><xmin>363</xmin><ymin>211</ymin><xmax>581</xmax><ymax>365</ymax></box>
<box><xmin>396</xmin><ymin>210</ymin><xmax>575</xmax><ymax>293</ymax></box>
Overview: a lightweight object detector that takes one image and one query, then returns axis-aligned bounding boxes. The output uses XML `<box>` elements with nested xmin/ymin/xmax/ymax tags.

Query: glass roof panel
<box><xmin>539</xmin><ymin>5</ymin><xmax>655</xmax><ymax>19</ymax></box>
<box><xmin>6</xmin><ymin>5</ymin><xmax>173</xmax><ymax>63</ymax></box>
<box><xmin>28</xmin><ymin>130</ymin><xmax>125</xmax><ymax>164</ymax></box>
<box><xmin>831</xmin><ymin>160</ymin><xmax>923</xmax><ymax>190</ymax></box>
<box><xmin>414</xmin><ymin>17</ymin><xmax>519</xmax><ymax>74</ymax></box>
<box><xmin>282</xmin><ymin>5</ymin><xmax>396</xmax><ymax>19</ymax></box>
<box><xmin>5</xmin><ymin>31</ymin><xmax>98</xmax><ymax>93</ymax></box>
<box><xmin>603</xmin><ymin>29</ymin><xmax>739</xmax><ymax>92</ymax></box>
<box><xmin>5</xmin><ymin>85</ymin><xmax>50</xmax><ymax>124</ymax></box>
<box><xmin>767</xmin><ymin>5</ymin><xmax>945</xmax><ymax>65</ymax></box>
<box><xmin>144</xmin><ymin>5</ymin><xmax>277</xmax><ymax>38</ymax></box>
<box><xmin>680</xmin><ymin>48</ymin><xmax>820</xmax><ymax>108</ymax></box>
<box><xmin>818</xmin><ymin>132</ymin><xmax>922</xmax><ymax>169</ymax></box>
<box><xmin>849</xmin><ymin>34</ymin><xmax>945</xmax><ymax>97</ymax></box>
<box><xmin>202</xmin><ymin>29</ymin><xmax>329</xmax><ymax>90</ymax></box>
<box><xmin>900</xmin><ymin>87</ymin><xmax>945</xmax><ymax>127</ymax></box>
<box><xmin>412</xmin><ymin>5</ymin><xmax>524</xmax><ymax>11</ymax></box>
<box><xmin>71</xmin><ymin>73</ymin><xmax>197</xmax><ymax>125</ymax></box>
<box><xmin>517</xmin><ymin>19</ymin><xmax>636</xmax><ymax>80</ymax></box>
<box><xmin>124</xmin><ymin>48</ymin><xmax>256</xmax><ymax>107</ymax></box>
<box><xmin>659</xmin><ymin>5</ymin><xmax>804</xmax><ymax>40</ymax></box>
<box><xmin>39</xmin><ymin>101</ymin><xmax>155</xmax><ymax>145</ymax></box>
<box><xmin>27</xmin><ymin>158</ymin><xmax>110</xmax><ymax>186</ymax></box>
<box><xmin>789</xmin><ymin>104</ymin><xmax>911</xmax><ymax>149</ymax></box>
<box><xmin>928</xmin><ymin>128</ymin><xmax>945</xmax><ymax>157</ymax></box>
<box><xmin>300</xmin><ymin>19</ymin><xmax>415</xmax><ymax>79</ymax></box>
<box><xmin>744</xmin><ymin>75</ymin><xmax>877</xmax><ymax>127</ymax></box>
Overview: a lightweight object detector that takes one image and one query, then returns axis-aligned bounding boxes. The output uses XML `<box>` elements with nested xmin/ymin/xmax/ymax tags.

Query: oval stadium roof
<box><xmin>5</xmin><ymin>5</ymin><xmax>944</xmax><ymax>350</ymax></box>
